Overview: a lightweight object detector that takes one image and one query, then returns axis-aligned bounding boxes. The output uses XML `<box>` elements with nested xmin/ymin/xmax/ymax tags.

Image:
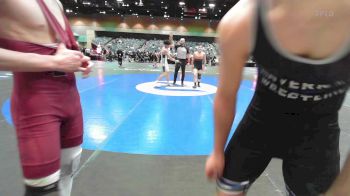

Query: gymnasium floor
<box><xmin>1</xmin><ymin>62</ymin><xmax>349</xmax><ymax>196</ymax></box>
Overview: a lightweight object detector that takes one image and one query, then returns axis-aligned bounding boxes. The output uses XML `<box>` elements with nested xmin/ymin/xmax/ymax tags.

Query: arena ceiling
<box><xmin>61</xmin><ymin>0</ymin><xmax>239</xmax><ymax>20</ymax></box>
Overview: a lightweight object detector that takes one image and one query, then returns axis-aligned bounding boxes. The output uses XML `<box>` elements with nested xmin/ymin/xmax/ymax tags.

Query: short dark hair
<box><xmin>163</xmin><ymin>40</ymin><xmax>171</xmax><ymax>45</ymax></box>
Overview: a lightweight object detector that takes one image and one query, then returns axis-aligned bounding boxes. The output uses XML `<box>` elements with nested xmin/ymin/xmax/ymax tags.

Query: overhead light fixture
<box><xmin>179</xmin><ymin>1</ymin><xmax>185</xmax><ymax>6</ymax></box>
<box><xmin>209</xmin><ymin>3</ymin><xmax>215</xmax><ymax>8</ymax></box>
<box><xmin>117</xmin><ymin>0</ymin><xmax>123</xmax><ymax>2</ymax></box>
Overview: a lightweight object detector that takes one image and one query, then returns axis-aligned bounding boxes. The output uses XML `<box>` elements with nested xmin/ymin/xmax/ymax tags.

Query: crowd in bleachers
<box><xmin>85</xmin><ymin>36</ymin><xmax>220</xmax><ymax>65</ymax></box>
<box><xmin>81</xmin><ymin>36</ymin><xmax>258</xmax><ymax>67</ymax></box>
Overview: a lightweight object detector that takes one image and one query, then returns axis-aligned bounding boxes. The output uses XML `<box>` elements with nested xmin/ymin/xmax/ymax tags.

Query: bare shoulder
<box><xmin>218</xmin><ymin>0</ymin><xmax>256</xmax><ymax>52</ymax></box>
<box><xmin>55</xmin><ymin>0</ymin><xmax>64</xmax><ymax>10</ymax></box>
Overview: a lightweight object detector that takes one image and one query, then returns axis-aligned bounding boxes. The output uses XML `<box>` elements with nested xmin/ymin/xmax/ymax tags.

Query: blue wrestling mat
<box><xmin>1</xmin><ymin>74</ymin><xmax>254</xmax><ymax>155</ymax></box>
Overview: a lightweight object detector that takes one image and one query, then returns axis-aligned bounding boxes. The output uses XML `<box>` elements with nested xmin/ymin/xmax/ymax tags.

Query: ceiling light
<box><xmin>139</xmin><ymin>0</ymin><xmax>144</xmax><ymax>6</ymax></box>
<box><xmin>179</xmin><ymin>2</ymin><xmax>185</xmax><ymax>6</ymax></box>
<box><xmin>209</xmin><ymin>3</ymin><xmax>215</xmax><ymax>8</ymax></box>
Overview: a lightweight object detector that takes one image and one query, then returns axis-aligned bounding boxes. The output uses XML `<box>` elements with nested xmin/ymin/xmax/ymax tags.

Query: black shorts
<box><xmin>193</xmin><ymin>60</ymin><xmax>203</xmax><ymax>70</ymax></box>
<box><xmin>220</xmin><ymin>105</ymin><xmax>340</xmax><ymax>195</ymax></box>
<box><xmin>176</xmin><ymin>59</ymin><xmax>187</xmax><ymax>67</ymax></box>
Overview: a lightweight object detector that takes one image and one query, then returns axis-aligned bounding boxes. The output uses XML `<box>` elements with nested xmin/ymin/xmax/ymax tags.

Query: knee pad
<box><xmin>25</xmin><ymin>181</ymin><xmax>59</xmax><ymax>196</ymax></box>
<box><xmin>193</xmin><ymin>69</ymin><xmax>198</xmax><ymax>75</ymax></box>
<box><xmin>24</xmin><ymin>171</ymin><xmax>60</xmax><ymax>189</ymax></box>
<box><xmin>216</xmin><ymin>177</ymin><xmax>251</xmax><ymax>195</ymax></box>
<box><xmin>59</xmin><ymin>146</ymin><xmax>82</xmax><ymax>196</ymax></box>
<box><xmin>198</xmin><ymin>73</ymin><xmax>202</xmax><ymax>80</ymax></box>
<box><xmin>60</xmin><ymin>146</ymin><xmax>82</xmax><ymax>178</ymax></box>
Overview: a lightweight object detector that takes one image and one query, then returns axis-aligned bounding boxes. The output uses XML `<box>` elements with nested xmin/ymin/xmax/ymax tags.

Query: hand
<box><xmin>175</xmin><ymin>60</ymin><xmax>180</xmax><ymax>64</ymax></box>
<box><xmin>82</xmin><ymin>61</ymin><xmax>93</xmax><ymax>78</ymax></box>
<box><xmin>205</xmin><ymin>152</ymin><xmax>225</xmax><ymax>181</ymax></box>
<box><xmin>53</xmin><ymin>43</ymin><xmax>85</xmax><ymax>72</ymax></box>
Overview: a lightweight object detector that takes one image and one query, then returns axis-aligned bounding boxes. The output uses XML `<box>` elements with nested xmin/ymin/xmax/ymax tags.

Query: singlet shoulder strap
<box><xmin>36</xmin><ymin>0</ymin><xmax>78</xmax><ymax>50</ymax></box>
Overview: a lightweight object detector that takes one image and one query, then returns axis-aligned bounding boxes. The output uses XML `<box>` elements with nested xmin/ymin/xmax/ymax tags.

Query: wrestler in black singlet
<box><xmin>218</xmin><ymin>2</ymin><xmax>350</xmax><ymax>196</ymax></box>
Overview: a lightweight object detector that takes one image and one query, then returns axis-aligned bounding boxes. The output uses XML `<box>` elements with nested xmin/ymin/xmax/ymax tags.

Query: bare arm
<box><xmin>325</xmin><ymin>153</ymin><xmax>350</xmax><ymax>195</ymax></box>
<box><xmin>0</xmin><ymin>48</ymin><xmax>56</xmax><ymax>71</ymax></box>
<box><xmin>191</xmin><ymin>54</ymin><xmax>194</xmax><ymax>68</ymax></box>
<box><xmin>0</xmin><ymin>44</ymin><xmax>87</xmax><ymax>72</ymax></box>
<box><xmin>212</xmin><ymin>1</ymin><xmax>254</xmax><ymax>155</ymax></box>
<box><xmin>203</xmin><ymin>53</ymin><xmax>207</xmax><ymax>66</ymax></box>
<box><xmin>206</xmin><ymin>0</ymin><xmax>256</xmax><ymax>179</ymax></box>
<box><xmin>167</xmin><ymin>53</ymin><xmax>176</xmax><ymax>62</ymax></box>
